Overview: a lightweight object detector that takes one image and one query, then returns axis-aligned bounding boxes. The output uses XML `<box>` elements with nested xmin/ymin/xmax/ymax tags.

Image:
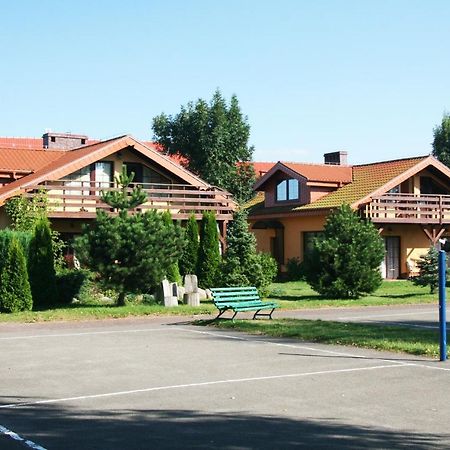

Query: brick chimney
<box><xmin>324</xmin><ymin>151</ymin><xmax>348</xmax><ymax>165</ymax></box>
<box><xmin>42</xmin><ymin>132</ymin><xmax>88</xmax><ymax>150</ymax></box>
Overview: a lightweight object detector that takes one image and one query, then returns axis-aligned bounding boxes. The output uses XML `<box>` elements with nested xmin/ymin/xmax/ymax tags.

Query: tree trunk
<box><xmin>117</xmin><ymin>291</ymin><xmax>126</xmax><ymax>306</ymax></box>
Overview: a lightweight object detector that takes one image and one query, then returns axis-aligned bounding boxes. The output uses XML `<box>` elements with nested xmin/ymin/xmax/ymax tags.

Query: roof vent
<box><xmin>324</xmin><ymin>151</ymin><xmax>348</xmax><ymax>165</ymax></box>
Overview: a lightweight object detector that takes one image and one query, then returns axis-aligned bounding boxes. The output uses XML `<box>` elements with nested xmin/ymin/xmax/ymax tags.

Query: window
<box><xmin>276</xmin><ymin>178</ymin><xmax>299</xmax><ymax>201</ymax></box>
<box><xmin>388</xmin><ymin>185</ymin><xmax>400</xmax><ymax>194</ymax></box>
<box><xmin>65</xmin><ymin>166</ymin><xmax>91</xmax><ymax>195</ymax></box>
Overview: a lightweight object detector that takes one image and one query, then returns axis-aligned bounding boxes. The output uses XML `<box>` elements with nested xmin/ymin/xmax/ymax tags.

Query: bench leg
<box><xmin>253</xmin><ymin>308</ymin><xmax>275</xmax><ymax>320</ymax></box>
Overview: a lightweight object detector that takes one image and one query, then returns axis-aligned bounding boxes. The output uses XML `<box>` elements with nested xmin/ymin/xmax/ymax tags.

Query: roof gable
<box><xmin>0</xmin><ymin>135</ymin><xmax>211</xmax><ymax>205</ymax></box>
<box><xmin>297</xmin><ymin>155</ymin><xmax>435</xmax><ymax>211</ymax></box>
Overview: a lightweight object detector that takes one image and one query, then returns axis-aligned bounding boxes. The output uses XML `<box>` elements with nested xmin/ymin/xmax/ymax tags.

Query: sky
<box><xmin>1</xmin><ymin>0</ymin><xmax>450</xmax><ymax>165</ymax></box>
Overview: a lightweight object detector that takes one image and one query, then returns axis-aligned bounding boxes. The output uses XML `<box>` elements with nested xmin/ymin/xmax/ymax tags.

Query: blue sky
<box><xmin>1</xmin><ymin>0</ymin><xmax>449</xmax><ymax>164</ymax></box>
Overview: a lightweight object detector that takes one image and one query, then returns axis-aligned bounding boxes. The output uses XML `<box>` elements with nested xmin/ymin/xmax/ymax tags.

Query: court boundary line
<box><xmin>0</xmin><ymin>424</ymin><xmax>46</xmax><ymax>450</ymax></box>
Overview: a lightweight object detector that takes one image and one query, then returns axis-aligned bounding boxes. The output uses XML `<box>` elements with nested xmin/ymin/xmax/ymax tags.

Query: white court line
<box><xmin>0</xmin><ymin>424</ymin><xmax>46</xmax><ymax>449</ymax></box>
<box><xmin>177</xmin><ymin>327</ymin><xmax>450</xmax><ymax>372</ymax></box>
<box><xmin>337</xmin><ymin>310</ymin><xmax>437</xmax><ymax>321</ymax></box>
<box><xmin>0</xmin><ymin>328</ymin><xmax>170</xmax><ymax>341</ymax></box>
<box><xmin>0</xmin><ymin>363</ymin><xmax>411</xmax><ymax>409</ymax></box>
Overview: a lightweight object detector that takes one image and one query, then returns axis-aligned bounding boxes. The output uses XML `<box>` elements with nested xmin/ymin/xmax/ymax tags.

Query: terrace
<box><xmin>364</xmin><ymin>193</ymin><xmax>450</xmax><ymax>225</ymax></box>
<box><xmin>23</xmin><ymin>180</ymin><xmax>236</xmax><ymax>221</ymax></box>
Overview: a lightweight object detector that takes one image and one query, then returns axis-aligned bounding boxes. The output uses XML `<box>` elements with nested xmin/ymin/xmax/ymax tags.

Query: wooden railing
<box><xmin>364</xmin><ymin>193</ymin><xmax>450</xmax><ymax>224</ymax></box>
<box><xmin>23</xmin><ymin>180</ymin><xmax>236</xmax><ymax>220</ymax></box>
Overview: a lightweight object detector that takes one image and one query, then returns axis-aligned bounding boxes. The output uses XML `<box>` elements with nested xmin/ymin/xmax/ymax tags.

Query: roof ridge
<box><xmin>281</xmin><ymin>161</ymin><xmax>352</xmax><ymax>168</ymax></box>
<box><xmin>354</xmin><ymin>155</ymin><xmax>430</xmax><ymax>168</ymax></box>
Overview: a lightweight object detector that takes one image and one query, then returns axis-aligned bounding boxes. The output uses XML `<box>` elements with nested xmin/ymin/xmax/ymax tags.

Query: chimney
<box><xmin>42</xmin><ymin>132</ymin><xmax>88</xmax><ymax>150</ymax></box>
<box><xmin>324</xmin><ymin>151</ymin><xmax>348</xmax><ymax>165</ymax></box>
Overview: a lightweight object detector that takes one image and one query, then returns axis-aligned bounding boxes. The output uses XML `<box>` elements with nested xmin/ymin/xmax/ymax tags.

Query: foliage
<box><xmin>286</xmin><ymin>257</ymin><xmax>305</xmax><ymax>281</ymax></box>
<box><xmin>162</xmin><ymin>211</ymin><xmax>182</xmax><ymax>284</ymax></box>
<box><xmin>411</xmin><ymin>247</ymin><xmax>439</xmax><ymax>294</ymax></box>
<box><xmin>219</xmin><ymin>209</ymin><xmax>277</xmax><ymax>295</ymax></box>
<box><xmin>4</xmin><ymin>189</ymin><xmax>49</xmax><ymax>231</ymax></box>
<box><xmin>75</xmin><ymin>174</ymin><xmax>186</xmax><ymax>305</ymax></box>
<box><xmin>0</xmin><ymin>237</ymin><xmax>32</xmax><ymax>312</ymax></box>
<box><xmin>4</xmin><ymin>191</ymin><xmax>65</xmax><ymax>270</ymax></box>
<box><xmin>56</xmin><ymin>269</ymin><xmax>93</xmax><ymax>304</ymax></box>
<box><xmin>0</xmin><ymin>229</ymin><xmax>32</xmax><ymax>273</ymax></box>
<box><xmin>197</xmin><ymin>211</ymin><xmax>221</xmax><ymax>288</ymax></box>
<box><xmin>28</xmin><ymin>217</ymin><xmax>58</xmax><ymax>308</ymax></box>
<box><xmin>152</xmin><ymin>89</ymin><xmax>256</xmax><ymax>203</ymax></box>
<box><xmin>101</xmin><ymin>167</ymin><xmax>147</xmax><ymax>211</ymax></box>
<box><xmin>304</xmin><ymin>204</ymin><xmax>385</xmax><ymax>299</ymax></box>
<box><xmin>432</xmin><ymin>113</ymin><xmax>450</xmax><ymax>167</ymax></box>
<box><xmin>179</xmin><ymin>214</ymin><xmax>199</xmax><ymax>276</ymax></box>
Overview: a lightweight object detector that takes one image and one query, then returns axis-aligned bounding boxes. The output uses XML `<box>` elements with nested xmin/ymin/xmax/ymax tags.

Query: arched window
<box><xmin>276</xmin><ymin>178</ymin><xmax>299</xmax><ymax>201</ymax></box>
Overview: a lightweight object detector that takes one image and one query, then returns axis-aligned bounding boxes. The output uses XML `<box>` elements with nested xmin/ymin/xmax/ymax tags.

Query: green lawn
<box><xmin>266</xmin><ymin>280</ymin><xmax>439</xmax><ymax>309</ymax></box>
<box><xmin>204</xmin><ymin>318</ymin><xmax>447</xmax><ymax>358</ymax></box>
<box><xmin>0</xmin><ymin>279</ymin><xmax>439</xmax><ymax>323</ymax></box>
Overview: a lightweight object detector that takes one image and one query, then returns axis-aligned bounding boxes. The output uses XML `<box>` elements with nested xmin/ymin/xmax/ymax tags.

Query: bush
<box><xmin>0</xmin><ymin>229</ymin><xmax>32</xmax><ymax>272</ymax></box>
<box><xmin>56</xmin><ymin>269</ymin><xmax>93</xmax><ymax>304</ymax></box>
<box><xmin>286</xmin><ymin>257</ymin><xmax>305</xmax><ymax>281</ymax></box>
<box><xmin>197</xmin><ymin>212</ymin><xmax>221</xmax><ymax>288</ymax></box>
<box><xmin>411</xmin><ymin>247</ymin><xmax>439</xmax><ymax>294</ymax></box>
<box><xmin>28</xmin><ymin>218</ymin><xmax>58</xmax><ymax>308</ymax></box>
<box><xmin>304</xmin><ymin>204</ymin><xmax>385</xmax><ymax>299</ymax></box>
<box><xmin>0</xmin><ymin>237</ymin><xmax>33</xmax><ymax>312</ymax></box>
<box><xmin>179</xmin><ymin>214</ymin><xmax>199</xmax><ymax>276</ymax></box>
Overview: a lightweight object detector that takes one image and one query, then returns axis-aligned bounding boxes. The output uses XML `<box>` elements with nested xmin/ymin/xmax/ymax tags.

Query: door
<box><xmin>384</xmin><ymin>236</ymin><xmax>400</xmax><ymax>279</ymax></box>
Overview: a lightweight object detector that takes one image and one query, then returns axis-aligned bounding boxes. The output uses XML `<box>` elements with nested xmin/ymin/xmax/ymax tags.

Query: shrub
<box><xmin>0</xmin><ymin>237</ymin><xmax>32</xmax><ymax>312</ymax></box>
<box><xmin>197</xmin><ymin>211</ymin><xmax>221</xmax><ymax>288</ymax></box>
<box><xmin>411</xmin><ymin>247</ymin><xmax>439</xmax><ymax>294</ymax></box>
<box><xmin>304</xmin><ymin>204</ymin><xmax>385</xmax><ymax>299</ymax></box>
<box><xmin>162</xmin><ymin>211</ymin><xmax>182</xmax><ymax>284</ymax></box>
<box><xmin>179</xmin><ymin>214</ymin><xmax>199</xmax><ymax>276</ymax></box>
<box><xmin>286</xmin><ymin>257</ymin><xmax>305</xmax><ymax>281</ymax></box>
<box><xmin>56</xmin><ymin>269</ymin><xmax>93</xmax><ymax>304</ymax></box>
<box><xmin>0</xmin><ymin>229</ymin><xmax>32</xmax><ymax>273</ymax></box>
<box><xmin>28</xmin><ymin>217</ymin><xmax>58</xmax><ymax>308</ymax></box>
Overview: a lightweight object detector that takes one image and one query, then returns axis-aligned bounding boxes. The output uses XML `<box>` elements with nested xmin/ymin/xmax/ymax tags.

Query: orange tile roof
<box><xmin>252</xmin><ymin>162</ymin><xmax>276</xmax><ymax>178</ymax></box>
<box><xmin>297</xmin><ymin>156</ymin><xmax>429</xmax><ymax>211</ymax></box>
<box><xmin>0</xmin><ymin>137</ymin><xmax>44</xmax><ymax>149</ymax></box>
<box><xmin>282</xmin><ymin>162</ymin><xmax>353</xmax><ymax>183</ymax></box>
<box><xmin>0</xmin><ymin>148</ymin><xmax>65</xmax><ymax>173</ymax></box>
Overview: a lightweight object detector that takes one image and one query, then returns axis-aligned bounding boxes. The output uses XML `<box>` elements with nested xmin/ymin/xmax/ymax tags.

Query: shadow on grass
<box><xmin>0</xmin><ymin>403</ymin><xmax>448</xmax><ymax>449</ymax></box>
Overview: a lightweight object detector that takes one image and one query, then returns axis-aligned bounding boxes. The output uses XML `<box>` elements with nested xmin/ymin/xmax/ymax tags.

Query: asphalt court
<box><xmin>1</xmin><ymin>316</ymin><xmax>450</xmax><ymax>449</ymax></box>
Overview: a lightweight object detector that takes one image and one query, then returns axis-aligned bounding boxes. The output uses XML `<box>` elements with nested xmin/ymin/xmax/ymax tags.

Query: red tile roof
<box><xmin>252</xmin><ymin>162</ymin><xmax>276</xmax><ymax>178</ymax></box>
<box><xmin>0</xmin><ymin>148</ymin><xmax>65</xmax><ymax>173</ymax></box>
<box><xmin>282</xmin><ymin>162</ymin><xmax>353</xmax><ymax>183</ymax></box>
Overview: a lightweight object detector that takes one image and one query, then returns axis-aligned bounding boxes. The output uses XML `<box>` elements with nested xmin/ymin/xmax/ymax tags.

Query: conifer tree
<box><xmin>0</xmin><ymin>237</ymin><xmax>32</xmax><ymax>312</ymax></box>
<box><xmin>75</xmin><ymin>168</ymin><xmax>186</xmax><ymax>305</ymax></box>
<box><xmin>179</xmin><ymin>214</ymin><xmax>199</xmax><ymax>276</ymax></box>
<box><xmin>162</xmin><ymin>211</ymin><xmax>182</xmax><ymax>284</ymax></box>
<box><xmin>197</xmin><ymin>211</ymin><xmax>221</xmax><ymax>288</ymax></box>
<box><xmin>28</xmin><ymin>217</ymin><xmax>57</xmax><ymax>308</ymax></box>
<box><xmin>304</xmin><ymin>204</ymin><xmax>385</xmax><ymax>298</ymax></box>
<box><xmin>411</xmin><ymin>247</ymin><xmax>439</xmax><ymax>293</ymax></box>
<box><xmin>432</xmin><ymin>113</ymin><xmax>450</xmax><ymax>168</ymax></box>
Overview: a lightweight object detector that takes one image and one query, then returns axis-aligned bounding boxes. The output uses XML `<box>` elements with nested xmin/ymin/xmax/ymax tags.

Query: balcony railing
<box><xmin>364</xmin><ymin>193</ymin><xmax>450</xmax><ymax>224</ymax></box>
<box><xmin>23</xmin><ymin>180</ymin><xmax>236</xmax><ymax>220</ymax></box>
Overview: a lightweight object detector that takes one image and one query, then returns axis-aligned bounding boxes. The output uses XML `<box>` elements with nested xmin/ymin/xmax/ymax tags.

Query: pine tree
<box><xmin>220</xmin><ymin>209</ymin><xmax>277</xmax><ymax>295</ymax></box>
<box><xmin>75</xmin><ymin>169</ymin><xmax>186</xmax><ymax>305</ymax></box>
<box><xmin>162</xmin><ymin>211</ymin><xmax>182</xmax><ymax>284</ymax></box>
<box><xmin>0</xmin><ymin>237</ymin><xmax>32</xmax><ymax>312</ymax></box>
<box><xmin>197</xmin><ymin>212</ymin><xmax>221</xmax><ymax>288</ymax></box>
<box><xmin>411</xmin><ymin>247</ymin><xmax>439</xmax><ymax>294</ymax></box>
<box><xmin>179</xmin><ymin>214</ymin><xmax>199</xmax><ymax>276</ymax></box>
<box><xmin>304</xmin><ymin>204</ymin><xmax>385</xmax><ymax>298</ymax></box>
<box><xmin>28</xmin><ymin>217</ymin><xmax>57</xmax><ymax>308</ymax></box>
<box><xmin>432</xmin><ymin>113</ymin><xmax>450</xmax><ymax>168</ymax></box>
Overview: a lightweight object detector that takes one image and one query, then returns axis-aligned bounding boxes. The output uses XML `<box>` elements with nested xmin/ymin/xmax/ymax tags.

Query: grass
<box><xmin>0</xmin><ymin>279</ymin><xmax>439</xmax><ymax>323</ymax></box>
<box><xmin>266</xmin><ymin>280</ymin><xmax>439</xmax><ymax>309</ymax></box>
<box><xmin>204</xmin><ymin>318</ymin><xmax>447</xmax><ymax>358</ymax></box>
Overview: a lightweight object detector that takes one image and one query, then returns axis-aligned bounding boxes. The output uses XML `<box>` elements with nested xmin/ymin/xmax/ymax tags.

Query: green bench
<box><xmin>210</xmin><ymin>287</ymin><xmax>279</xmax><ymax>320</ymax></box>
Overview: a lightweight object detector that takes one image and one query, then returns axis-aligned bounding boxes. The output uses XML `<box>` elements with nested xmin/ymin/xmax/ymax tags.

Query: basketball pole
<box><xmin>438</xmin><ymin>250</ymin><xmax>447</xmax><ymax>362</ymax></box>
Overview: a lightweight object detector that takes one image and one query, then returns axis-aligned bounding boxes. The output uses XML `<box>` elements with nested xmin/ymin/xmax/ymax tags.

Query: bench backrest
<box><xmin>210</xmin><ymin>287</ymin><xmax>260</xmax><ymax>307</ymax></box>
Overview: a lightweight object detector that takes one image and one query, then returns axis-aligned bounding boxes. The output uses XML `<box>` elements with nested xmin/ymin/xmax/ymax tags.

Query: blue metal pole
<box><xmin>438</xmin><ymin>250</ymin><xmax>447</xmax><ymax>362</ymax></box>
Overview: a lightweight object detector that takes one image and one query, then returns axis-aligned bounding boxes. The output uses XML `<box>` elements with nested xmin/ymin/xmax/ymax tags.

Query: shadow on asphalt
<box><xmin>278</xmin><ymin>352</ymin><xmax>432</xmax><ymax>363</ymax></box>
<box><xmin>0</xmin><ymin>405</ymin><xmax>448</xmax><ymax>450</ymax></box>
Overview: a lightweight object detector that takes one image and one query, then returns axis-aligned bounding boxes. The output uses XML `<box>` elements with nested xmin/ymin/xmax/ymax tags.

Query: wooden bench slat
<box><xmin>210</xmin><ymin>286</ymin><xmax>279</xmax><ymax>320</ymax></box>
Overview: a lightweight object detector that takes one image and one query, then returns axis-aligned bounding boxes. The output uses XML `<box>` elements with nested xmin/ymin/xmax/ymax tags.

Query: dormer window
<box><xmin>276</xmin><ymin>178</ymin><xmax>299</xmax><ymax>201</ymax></box>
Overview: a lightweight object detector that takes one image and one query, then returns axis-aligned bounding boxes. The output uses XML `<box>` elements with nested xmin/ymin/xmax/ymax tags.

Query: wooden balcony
<box><xmin>364</xmin><ymin>193</ymin><xmax>450</xmax><ymax>224</ymax></box>
<box><xmin>24</xmin><ymin>180</ymin><xmax>236</xmax><ymax>221</ymax></box>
